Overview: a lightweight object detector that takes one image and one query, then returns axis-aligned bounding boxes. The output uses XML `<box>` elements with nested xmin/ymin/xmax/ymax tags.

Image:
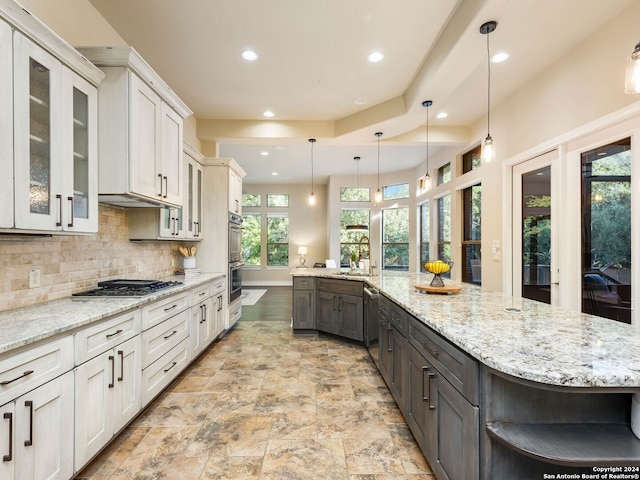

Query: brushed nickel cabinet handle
<box><xmin>0</xmin><ymin>370</ymin><xmax>34</xmax><ymax>386</ymax></box>
<box><xmin>24</xmin><ymin>400</ymin><xmax>33</xmax><ymax>446</ymax></box>
<box><xmin>428</xmin><ymin>372</ymin><xmax>436</xmax><ymax>410</ymax></box>
<box><xmin>422</xmin><ymin>366</ymin><xmax>430</xmax><ymax>402</ymax></box>
<box><xmin>158</xmin><ymin>174</ymin><xmax>163</xmax><ymax>197</ymax></box>
<box><xmin>163</xmin><ymin>176</ymin><xmax>168</xmax><ymax>198</ymax></box>
<box><xmin>3</xmin><ymin>412</ymin><xmax>12</xmax><ymax>461</ymax></box>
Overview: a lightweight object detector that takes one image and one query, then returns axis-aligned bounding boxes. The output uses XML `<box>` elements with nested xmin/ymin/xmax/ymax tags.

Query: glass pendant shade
<box><xmin>481</xmin><ymin>134</ymin><xmax>495</xmax><ymax>163</ymax></box>
<box><xmin>625</xmin><ymin>41</ymin><xmax>640</xmax><ymax>94</ymax></box>
<box><xmin>308</xmin><ymin>138</ymin><xmax>316</xmax><ymax>205</ymax></box>
<box><xmin>375</xmin><ymin>188</ymin><xmax>382</xmax><ymax>203</ymax></box>
<box><xmin>308</xmin><ymin>192</ymin><xmax>316</xmax><ymax>205</ymax></box>
<box><xmin>423</xmin><ymin>173</ymin><xmax>432</xmax><ymax>192</ymax></box>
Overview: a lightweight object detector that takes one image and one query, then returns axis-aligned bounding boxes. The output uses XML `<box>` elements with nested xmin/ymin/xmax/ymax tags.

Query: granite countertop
<box><xmin>293</xmin><ymin>268</ymin><xmax>640</xmax><ymax>389</ymax></box>
<box><xmin>0</xmin><ymin>273</ymin><xmax>225</xmax><ymax>356</ymax></box>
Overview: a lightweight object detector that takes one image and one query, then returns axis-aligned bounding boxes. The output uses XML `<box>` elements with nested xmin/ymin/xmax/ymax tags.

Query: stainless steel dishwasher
<box><xmin>363</xmin><ymin>286</ymin><xmax>379</xmax><ymax>365</ymax></box>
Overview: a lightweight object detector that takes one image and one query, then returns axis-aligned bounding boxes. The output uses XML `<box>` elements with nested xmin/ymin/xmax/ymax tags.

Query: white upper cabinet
<box><xmin>0</xmin><ymin>19</ymin><xmax>12</xmax><ymax>228</ymax></box>
<box><xmin>0</xmin><ymin>3</ymin><xmax>103</xmax><ymax>234</ymax></box>
<box><xmin>77</xmin><ymin>47</ymin><xmax>192</xmax><ymax>208</ymax></box>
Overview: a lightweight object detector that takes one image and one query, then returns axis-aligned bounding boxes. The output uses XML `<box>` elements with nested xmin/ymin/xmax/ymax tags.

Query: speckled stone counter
<box><xmin>0</xmin><ymin>273</ymin><xmax>224</xmax><ymax>356</ymax></box>
<box><xmin>292</xmin><ymin>268</ymin><xmax>640</xmax><ymax>389</ymax></box>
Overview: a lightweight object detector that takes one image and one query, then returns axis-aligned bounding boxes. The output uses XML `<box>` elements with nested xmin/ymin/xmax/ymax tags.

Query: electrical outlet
<box><xmin>29</xmin><ymin>268</ymin><xmax>41</xmax><ymax>288</ymax></box>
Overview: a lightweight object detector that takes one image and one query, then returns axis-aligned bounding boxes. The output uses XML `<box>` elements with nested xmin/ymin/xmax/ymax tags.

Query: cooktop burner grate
<box><xmin>72</xmin><ymin>279</ymin><xmax>182</xmax><ymax>297</ymax></box>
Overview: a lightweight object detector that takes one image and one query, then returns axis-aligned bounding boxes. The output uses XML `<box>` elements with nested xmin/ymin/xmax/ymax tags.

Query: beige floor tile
<box><xmin>260</xmin><ymin>439</ymin><xmax>348</xmax><ymax>480</ymax></box>
<box><xmin>343</xmin><ymin>437</ymin><xmax>406</xmax><ymax>475</ymax></box>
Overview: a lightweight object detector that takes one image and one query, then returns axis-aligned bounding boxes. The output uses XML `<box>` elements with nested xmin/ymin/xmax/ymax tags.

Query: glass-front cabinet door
<box><xmin>13</xmin><ymin>32</ymin><xmax>98</xmax><ymax>232</ymax></box>
<box><xmin>0</xmin><ymin>19</ymin><xmax>12</xmax><ymax>228</ymax></box>
<box><xmin>13</xmin><ymin>32</ymin><xmax>63</xmax><ymax>231</ymax></box>
<box><xmin>63</xmin><ymin>68</ymin><xmax>98</xmax><ymax>232</ymax></box>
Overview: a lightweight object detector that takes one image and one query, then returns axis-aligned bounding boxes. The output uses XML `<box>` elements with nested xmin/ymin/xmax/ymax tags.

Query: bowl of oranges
<box><xmin>424</xmin><ymin>260</ymin><xmax>453</xmax><ymax>287</ymax></box>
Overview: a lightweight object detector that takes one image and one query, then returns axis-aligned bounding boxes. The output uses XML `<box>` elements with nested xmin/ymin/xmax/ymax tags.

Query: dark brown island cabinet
<box><xmin>291</xmin><ymin>274</ymin><xmax>640</xmax><ymax>480</ymax></box>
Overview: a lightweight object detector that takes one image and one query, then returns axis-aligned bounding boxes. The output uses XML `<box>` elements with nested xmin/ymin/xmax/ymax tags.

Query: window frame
<box><xmin>381</xmin><ymin>206</ymin><xmax>410</xmax><ymax>271</ymax></box>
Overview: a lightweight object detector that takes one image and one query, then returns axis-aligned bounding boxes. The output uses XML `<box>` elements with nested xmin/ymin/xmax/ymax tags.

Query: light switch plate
<box><xmin>491</xmin><ymin>240</ymin><xmax>501</xmax><ymax>262</ymax></box>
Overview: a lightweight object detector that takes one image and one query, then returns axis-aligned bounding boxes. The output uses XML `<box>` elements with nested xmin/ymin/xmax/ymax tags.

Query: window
<box><xmin>382</xmin><ymin>207</ymin><xmax>409</xmax><ymax>270</ymax></box>
<box><xmin>340</xmin><ymin>187</ymin><xmax>370</xmax><ymax>202</ymax></box>
<box><xmin>581</xmin><ymin>138</ymin><xmax>631</xmax><ymax>323</ymax></box>
<box><xmin>420</xmin><ymin>202</ymin><xmax>430</xmax><ymax>272</ymax></box>
<box><xmin>267</xmin><ymin>194</ymin><xmax>289</xmax><ymax>207</ymax></box>
<box><xmin>242</xmin><ymin>194</ymin><xmax>261</xmax><ymax>207</ymax></box>
<box><xmin>267</xmin><ymin>214</ymin><xmax>289</xmax><ymax>266</ymax></box>
<box><xmin>462</xmin><ymin>184</ymin><xmax>481</xmax><ymax>284</ymax></box>
<box><xmin>340</xmin><ymin>209</ymin><xmax>370</xmax><ymax>266</ymax></box>
<box><xmin>438</xmin><ymin>163</ymin><xmax>451</xmax><ymax>185</ymax></box>
<box><xmin>437</xmin><ymin>194</ymin><xmax>451</xmax><ymax>263</ymax></box>
<box><xmin>383</xmin><ymin>183</ymin><xmax>409</xmax><ymax>200</ymax></box>
<box><xmin>242</xmin><ymin>214</ymin><xmax>261</xmax><ymax>266</ymax></box>
<box><xmin>462</xmin><ymin>145</ymin><xmax>481</xmax><ymax>174</ymax></box>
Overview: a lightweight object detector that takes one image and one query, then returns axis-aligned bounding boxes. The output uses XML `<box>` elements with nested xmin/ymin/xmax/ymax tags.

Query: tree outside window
<box><xmin>383</xmin><ymin>183</ymin><xmax>409</xmax><ymax>200</ymax></box>
<box><xmin>340</xmin><ymin>209</ymin><xmax>370</xmax><ymax>267</ymax></box>
<box><xmin>420</xmin><ymin>202</ymin><xmax>430</xmax><ymax>272</ymax></box>
<box><xmin>267</xmin><ymin>215</ymin><xmax>289</xmax><ymax>266</ymax></box>
<box><xmin>437</xmin><ymin>194</ymin><xmax>451</xmax><ymax>265</ymax></box>
<box><xmin>382</xmin><ymin>207</ymin><xmax>409</xmax><ymax>270</ymax></box>
<box><xmin>462</xmin><ymin>185</ymin><xmax>481</xmax><ymax>284</ymax></box>
<box><xmin>242</xmin><ymin>213</ymin><xmax>261</xmax><ymax>266</ymax></box>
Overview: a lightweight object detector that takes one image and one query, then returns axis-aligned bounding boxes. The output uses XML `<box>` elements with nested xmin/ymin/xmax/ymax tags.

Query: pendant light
<box><xmin>480</xmin><ymin>21</ymin><xmax>497</xmax><ymax>163</ymax></box>
<box><xmin>346</xmin><ymin>156</ymin><xmax>368</xmax><ymax>231</ymax></box>
<box><xmin>422</xmin><ymin>100</ymin><xmax>432</xmax><ymax>192</ymax></box>
<box><xmin>374</xmin><ymin>132</ymin><xmax>383</xmax><ymax>203</ymax></box>
<box><xmin>308</xmin><ymin>138</ymin><xmax>316</xmax><ymax>205</ymax></box>
<box><xmin>625</xmin><ymin>40</ymin><xmax>640</xmax><ymax>94</ymax></box>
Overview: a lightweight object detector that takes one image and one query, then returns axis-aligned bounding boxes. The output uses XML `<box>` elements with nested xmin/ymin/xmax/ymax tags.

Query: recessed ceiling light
<box><xmin>354</xmin><ymin>97</ymin><xmax>368</xmax><ymax>105</ymax></box>
<box><xmin>436</xmin><ymin>112</ymin><xmax>448</xmax><ymax>119</ymax></box>
<box><xmin>260</xmin><ymin>151</ymin><xmax>269</xmax><ymax>156</ymax></box>
<box><xmin>242</xmin><ymin>50</ymin><xmax>258</xmax><ymax>61</ymax></box>
<box><xmin>368</xmin><ymin>51</ymin><xmax>384</xmax><ymax>63</ymax></box>
<box><xmin>273</xmin><ymin>145</ymin><xmax>286</xmax><ymax>151</ymax></box>
<box><xmin>263</xmin><ymin>110</ymin><xmax>274</xmax><ymax>118</ymax></box>
<box><xmin>272</xmin><ymin>172</ymin><xmax>278</xmax><ymax>176</ymax></box>
<box><xmin>492</xmin><ymin>52</ymin><xmax>509</xmax><ymax>63</ymax></box>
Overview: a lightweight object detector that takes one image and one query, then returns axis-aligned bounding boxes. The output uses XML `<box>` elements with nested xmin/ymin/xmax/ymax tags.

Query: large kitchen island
<box><xmin>292</xmin><ymin>268</ymin><xmax>640</xmax><ymax>480</ymax></box>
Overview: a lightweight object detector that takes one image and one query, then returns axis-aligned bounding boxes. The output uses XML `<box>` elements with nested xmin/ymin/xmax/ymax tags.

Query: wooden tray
<box><xmin>415</xmin><ymin>283</ymin><xmax>462</xmax><ymax>294</ymax></box>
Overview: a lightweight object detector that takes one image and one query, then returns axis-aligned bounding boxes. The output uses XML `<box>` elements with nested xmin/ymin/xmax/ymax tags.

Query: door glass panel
<box><xmin>29</xmin><ymin>58</ymin><xmax>51</xmax><ymax>214</ymax></box>
<box><xmin>522</xmin><ymin>166</ymin><xmax>551</xmax><ymax>303</ymax></box>
<box><xmin>187</xmin><ymin>163</ymin><xmax>194</xmax><ymax>233</ymax></box>
<box><xmin>73</xmin><ymin>87</ymin><xmax>89</xmax><ymax>219</ymax></box>
<box><xmin>581</xmin><ymin>138</ymin><xmax>631</xmax><ymax>323</ymax></box>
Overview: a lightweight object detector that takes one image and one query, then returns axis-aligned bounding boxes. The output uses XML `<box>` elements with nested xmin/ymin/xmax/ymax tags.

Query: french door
<box><xmin>512</xmin><ymin>151</ymin><xmax>559</xmax><ymax>305</ymax></box>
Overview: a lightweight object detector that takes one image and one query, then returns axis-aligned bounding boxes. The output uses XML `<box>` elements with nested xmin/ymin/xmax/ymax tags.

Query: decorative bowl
<box><xmin>424</xmin><ymin>260</ymin><xmax>454</xmax><ymax>287</ymax></box>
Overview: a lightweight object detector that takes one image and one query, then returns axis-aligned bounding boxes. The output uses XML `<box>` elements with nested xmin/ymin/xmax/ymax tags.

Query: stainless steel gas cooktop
<box><xmin>72</xmin><ymin>279</ymin><xmax>182</xmax><ymax>297</ymax></box>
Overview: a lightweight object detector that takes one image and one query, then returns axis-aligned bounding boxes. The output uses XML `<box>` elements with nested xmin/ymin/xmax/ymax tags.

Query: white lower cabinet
<box><xmin>0</xmin><ymin>371</ymin><xmax>74</xmax><ymax>480</ymax></box>
<box><xmin>74</xmin><ymin>335</ymin><xmax>142</xmax><ymax>471</ymax></box>
<box><xmin>141</xmin><ymin>338</ymin><xmax>190</xmax><ymax>405</ymax></box>
<box><xmin>190</xmin><ymin>296</ymin><xmax>213</xmax><ymax>359</ymax></box>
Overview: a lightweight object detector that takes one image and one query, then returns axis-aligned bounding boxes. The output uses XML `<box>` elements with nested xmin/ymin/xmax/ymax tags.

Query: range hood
<box><xmin>98</xmin><ymin>194</ymin><xmax>171</xmax><ymax>208</ymax></box>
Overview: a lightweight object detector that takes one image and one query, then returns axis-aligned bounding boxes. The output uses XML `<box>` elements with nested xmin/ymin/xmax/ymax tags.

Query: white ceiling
<box><xmin>87</xmin><ymin>0</ymin><xmax>634</xmax><ymax>184</ymax></box>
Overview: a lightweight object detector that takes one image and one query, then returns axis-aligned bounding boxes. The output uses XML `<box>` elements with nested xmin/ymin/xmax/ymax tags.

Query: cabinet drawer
<box><xmin>389</xmin><ymin>302</ymin><xmax>407</xmax><ymax>337</ymax></box>
<box><xmin>210</xmin><ymin>277</ymin><xmax>225</xmax><ymax>296</ymax></box>
<box><xmin>141</xmin><ymin>292</ymin><xmax>190</xmax><ymax>331</ymax></box>
<box><xmin>0</xmin><ymin>335</ymin><xmax>74</xmax><ymax>407</ymax></box>
<box><xmin>409</xmin><ymin>317</ymin><xmax>478</xmax><ymax>405</ymax></box>
<box><xmin>190</xmin><ymin>283</ymin><xmax>213</xmax><ymax>304</ymax></box>
<box><xmin>293</xmin><ymin>277</ymin><xmax>315</xmax><ymax>291</ymax></box>
<box><xmin>141</xmin><ymin>309</ymin><xmax>190</xmax><ymax>369</ymax></box>
<box><xmin>379</xmin><ymin>294</ymin><xmax>391</xmax><ymax>319</ymax></box>
<box><xmin>316</xmin><ymin>278</ymin><xmax>363</xmax><ymax>296</ymax></box>
<box><xmin>75</xmin><ymin>309</ymin><xmax>141</xmax><ymax>364</ymax></box>
<box><xmin>141</xmin><ymin>338</ymin><xmax>190</xmax><ymax>405</ymax></box>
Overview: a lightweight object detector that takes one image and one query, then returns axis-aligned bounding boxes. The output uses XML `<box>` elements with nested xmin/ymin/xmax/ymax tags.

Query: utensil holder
<box><xmin>183</xmin><ymin>256</ymin><xmax>196</xmax><ymax>269</ymax></box>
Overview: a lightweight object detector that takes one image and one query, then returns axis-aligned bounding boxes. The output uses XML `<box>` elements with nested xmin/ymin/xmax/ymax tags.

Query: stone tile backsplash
<box><xmin>0</xmin><ymin>205</ymin><xmax>181</xmax><ymax>312</ymax></box>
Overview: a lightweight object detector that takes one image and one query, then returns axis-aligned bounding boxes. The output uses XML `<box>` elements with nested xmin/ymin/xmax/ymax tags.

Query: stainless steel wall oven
<box><xmin>229</xmin><ymin>213</ymin><xmax>243</xmax><ymax>302</ymax></box>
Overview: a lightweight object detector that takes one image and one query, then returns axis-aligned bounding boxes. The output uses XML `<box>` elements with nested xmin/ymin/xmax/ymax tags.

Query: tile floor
<box><xmin>75</xmin><ymin>289</ymin><xmax>434</xmax><ymax>480</ymax></box>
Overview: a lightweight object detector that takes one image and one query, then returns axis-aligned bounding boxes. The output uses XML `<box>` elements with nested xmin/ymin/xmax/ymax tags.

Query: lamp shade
<box><xmin>297</xmin><ymin>246</ymin><xmax>308</xmax><ymax>255</ymax></box>
<box><xmin>626</xmin><ymin>41</ymin><xmax>640</xmax><ymax>94</ymax></box>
